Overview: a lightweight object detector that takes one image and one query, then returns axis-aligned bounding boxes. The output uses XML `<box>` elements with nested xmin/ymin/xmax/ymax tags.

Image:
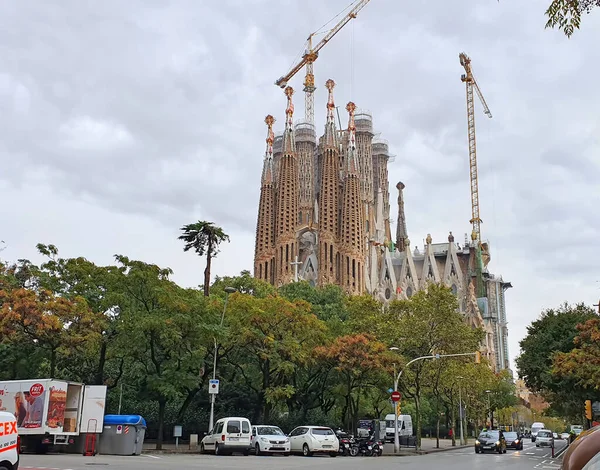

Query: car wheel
<box><xmin>255</xmin><ymin>443</ymin><xmax>262</xmax><ymax>456</ymax></box>
<box><xmin>329</xmin><ymin>452</ymin><xmax>337</xmax><ymax>457</ymax></box>
<box><xmin>303</xmin><ymin>443</ymin><xmax>313</xmax><ymax>457</ymax></box>
<box><xmin>475</xmin><ymin>449</ymin><xmax>479</xmax><ymax>453</ymax></box>
<box><xmin>283</xmin><ymin>452</ymin><xmax>290</xmax><ymax>456</ymax></box>
<box><xmin>215</xmin><ymin>443</ymin><xmax>222</xmax><ymax>455</ymax></box>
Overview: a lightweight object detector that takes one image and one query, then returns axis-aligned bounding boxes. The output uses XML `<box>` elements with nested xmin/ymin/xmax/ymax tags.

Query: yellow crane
<box><xmin>275</xmin><ymin>0</ymin><xmax>371</xmax><ymax>127</ymax></box>
<box><xmin>459</xmin><ymin>52</ymin><xmax>492</xmax><ymax>246</ymax></box>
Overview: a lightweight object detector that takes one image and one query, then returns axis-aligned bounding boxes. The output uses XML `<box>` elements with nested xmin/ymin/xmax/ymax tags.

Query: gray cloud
<box><xmin>1</xmin><ymin>0</ymin><xmax>600</xmax><ymax>371</ymax></box>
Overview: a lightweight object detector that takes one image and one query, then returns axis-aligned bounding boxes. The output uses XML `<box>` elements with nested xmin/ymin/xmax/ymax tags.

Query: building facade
<box><xmin>253</xmin><ymin>80</ymin><xmax>512</xmax><ymax>372</ymax></box>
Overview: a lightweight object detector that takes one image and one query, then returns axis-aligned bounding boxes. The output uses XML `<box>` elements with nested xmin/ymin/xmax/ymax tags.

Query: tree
<box><xmin>554</xmin><ymin>318</ymin><xmax>600</xmax><ymax>392</ymax></box>
<box><xmin>516</xmin><ymin>302</ymin><xmax>596</xmax><ymax>418</ymax></box>
<box><xmin>388</xmin><ymin>283</ymin><xmax>484</xmax><ymax>450</ymax></box>
<box><xmin>113</xmin><ymin>255</ymin><xmax>212</xmax><ymax>449</ymax></box>
<box><xmin>178</xmin><ymin>221</ymin><xmax>230</xmax><ymax>296</ymax></box>
<box><xmin>212</xmin><ymin>270</ymin><xmax>277</xmax><ymax>298</ymax></box>
<box><xmin>315</xmin><ymin>334</ymin><xmax>391</xmax><ymax>430</ymax></box>
<box><xmin>545</xmin><ymin>0</ymin><xmax>600</xmax><ymax>37</ymax></box>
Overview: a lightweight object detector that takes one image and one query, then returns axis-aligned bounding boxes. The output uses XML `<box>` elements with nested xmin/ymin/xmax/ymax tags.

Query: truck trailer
<box><xmin>0</xmin><ymin>379</ymin><xmax>107</xmax><ymax>453</ymax></box>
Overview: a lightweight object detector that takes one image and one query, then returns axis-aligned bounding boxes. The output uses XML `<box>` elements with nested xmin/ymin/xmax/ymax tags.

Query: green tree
<box><xmin>516</xmin><ymin>302</ymin><xmax>596</xmax><ymax>418</ymax></box>
<box><xmin>113</xmin><ymin>255</ymin><xmax>212</xmax><ymax>449</ymax></box>
<box><xmin>178</xmin><ymin>221</ymin><xmax>230</xmax><ymax>296</ymax></box>
<box><xmin>545</xmin><ymin>0</ymin><xmax>599</xmax><ymax>37</ymax></box>
<box><xmin>212</xmin><ymin>270</ymin><xmax>277</xmax><ymax>298</ymax></box>
<box><xmin>388</xmin><ymin>283</ymin><xmax>484</xmax><ymax>450</ymax></box>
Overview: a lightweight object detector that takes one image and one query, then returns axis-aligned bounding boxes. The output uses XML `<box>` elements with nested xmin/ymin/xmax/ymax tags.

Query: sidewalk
<box><xmin>142</xmin><ymin>437</ymin><xmax>472</xmax><ymax>455</ymax></box>
<box><xmin>382</xmin><ymin>437</ymin><xmax>471</xmax><ymax>456</ymax></box>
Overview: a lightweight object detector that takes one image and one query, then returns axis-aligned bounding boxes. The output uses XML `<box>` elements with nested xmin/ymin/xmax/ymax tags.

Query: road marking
<box><xmin>142</xmin><ymin>454</ymin><xmax>162</xmax><ymax>459</ymax></box>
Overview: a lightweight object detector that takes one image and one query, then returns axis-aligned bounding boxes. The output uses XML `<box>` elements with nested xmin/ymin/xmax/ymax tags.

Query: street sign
<box><xmin>116</xmin><ymin>424</ymin><xmax>123</xmax><ymax>434</ymax></box>
<box><xmin>209</xmin><ymin>379</ymin><xmax>220</xmax><ymax>394</ymax></box>
<box><xmin>388</xmin><ymin>388</ymin><xmax>394</xmax><ymax>394</ymax></box>
<box><xmin>391</xmin><ymin>391</ymin><xmax>401</xmax><ymax>402</ymax></box>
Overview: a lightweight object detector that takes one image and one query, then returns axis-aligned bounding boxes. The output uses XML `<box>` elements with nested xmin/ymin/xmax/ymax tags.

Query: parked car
<box><xmin>200</xmin><ymin>417</ymin><xmax>251</xmax><ymax>455</ymax></box>
<box><xmin>561</xmin><ymin>432</ymin><xmax>571</xmax><ymax>440</ymax></box>
<box><xmin>250</xmin><ymin>425</ymin><xmax>290</xmax><ymax>455</ymax></box>
<box><xmin>504</xmin><ymin>431</ymin><xmax>524</xmax><ymax>450</ymax></box>
<box><xmin>475</xmin><ymin>430</ymin><xmax>507</xmax><ymax>454</ymax></box>
<box><xmin>288</xmin><ymin>426</ymin><xmax>339</xmax><ymax>457</ymax></box>
<box><xmin>535</xmin><ymin>429</ymin><xmax>554</xmax><ymax>448</ymax></box>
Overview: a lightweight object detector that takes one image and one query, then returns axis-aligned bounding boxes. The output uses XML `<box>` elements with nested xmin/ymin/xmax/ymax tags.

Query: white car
<box><xmin>250</xmin><ymin>425</ymin><xmax>290</xmax><ymax>455</ymax></box>
<box><xmin>288</xmin><ymin>426</ymin><xmax>339</xmax><ymax>457</ymax></box>
<box><xmin>200</xmin><ymin>417</ymin><xmax>251</xmax><ymax>455</ymax></box>
<box><xmin>0</xmin><ymin>411</ymin><xmax>19</xmax><ymax>469</ymax></box>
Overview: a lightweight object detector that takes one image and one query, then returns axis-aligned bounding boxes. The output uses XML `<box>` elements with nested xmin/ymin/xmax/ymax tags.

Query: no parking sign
<box><xmin>116</xmin><ymin>425</ymin><xmax>123</xmax><ymax>434</ymax></box>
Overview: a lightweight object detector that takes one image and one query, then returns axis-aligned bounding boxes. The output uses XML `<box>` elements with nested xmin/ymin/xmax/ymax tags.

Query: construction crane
<box><xmin>275</xmin><ymin>0</ymin><xmax>371</xmax><ymax>127</ymax></box>
<box><xmin>459</xmin><ymin>52</ymin><xmax>492</xmax><ymax>246</ymax></box>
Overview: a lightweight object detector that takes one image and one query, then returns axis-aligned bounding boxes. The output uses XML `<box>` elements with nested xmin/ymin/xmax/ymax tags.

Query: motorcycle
<box><xmin>354</xmin><ymin>433</ymin><xmax>383</xmax><ymax>456</ymax></box>
<box><xmin>335</xmin><ymin>429</ymin><xmax>357</xmax><ymax>456</ymax></box>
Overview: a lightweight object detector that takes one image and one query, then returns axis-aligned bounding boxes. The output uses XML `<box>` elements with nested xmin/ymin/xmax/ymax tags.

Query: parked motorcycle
<box><xmin>335</xmin><ymin>429</ymin><xmax>357</xmax><ymax>456</ymax></box>
<box><xmin>354</xmin><ymin>433</ymin><xmax>383</xmax><ymax>456</ymax></box>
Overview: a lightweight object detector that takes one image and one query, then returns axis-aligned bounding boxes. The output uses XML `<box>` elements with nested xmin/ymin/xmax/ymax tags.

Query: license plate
<box><xmin>483</xmin><ymin>446</ymin><xmax>492</xmax><ymax>449</ymax></box>
<box><xmin>368</xmin><ymin>445</ymin><xmax>372</xmax><ymax>450</ymax></box>
<box><xmin>272</xmin><ymin>447</ymin><xmax>284</xmax><ymax>450</ymax></box>
<box><xmin>323</xmin><ymin>445</ymin><xmax>332</xmax><ymax>448</ymax></box>
<box><xmin>344</xmin><ymin>444</ymin><xmax>349</xmax><ymax>448</ymax></box>
<box><xmin>229</xmin><ymin>437</ymin><xmax>239</xmax><ymax>441</ymax></box>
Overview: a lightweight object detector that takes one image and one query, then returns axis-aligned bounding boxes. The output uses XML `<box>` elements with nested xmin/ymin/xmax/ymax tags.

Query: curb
<box><xmin>381</xmin><ymin>444</ymin><xmax>471</xmax><ymax>457</ymax></box>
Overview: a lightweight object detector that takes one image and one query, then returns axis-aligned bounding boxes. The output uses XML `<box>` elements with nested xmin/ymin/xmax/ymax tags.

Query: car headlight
<box><xmin>260</xmin><ymin>437</ymin><xmax>268</xmax><ymax>442</ymax></box>
<box><xmin>496</xmin><ymin>441</ymin><xmax>500</xmax><ymax>445</ymax></box>
<box><xmin>515</xmin><ymin>439</ymin><xmax>520</xmax><ymax>443</ymax></box>
<box><xmin>284</xmin><ymin>438</ymin><xmax>289</xmax><ymax>443</ymax></box>
<box><xmin>475</xmin><ymin>440</ymin><xmax>480</xmax><ymax>445</ymax></box>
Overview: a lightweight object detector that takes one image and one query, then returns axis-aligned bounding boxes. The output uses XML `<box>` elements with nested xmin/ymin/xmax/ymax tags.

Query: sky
<box><xmin>1</xmin><ymin>0</ymin><xmax>599</xmax><ymax>373</ymax></box>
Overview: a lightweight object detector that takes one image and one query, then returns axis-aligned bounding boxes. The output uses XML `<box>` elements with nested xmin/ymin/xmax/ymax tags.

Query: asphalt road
<box><xmin>19</xmin><ymin>438</ymin><xmax>568</xmax><ymax>470</ymax></box>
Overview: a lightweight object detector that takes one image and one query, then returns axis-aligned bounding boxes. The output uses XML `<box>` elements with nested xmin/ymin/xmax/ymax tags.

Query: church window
<box><xmin>385</xmin><ymin>288</ymin><xmax>391</xmax><ymax>300</ymax></box>
<box><xmin>451</xmin><ymin>284</ymin><xmax>458</xmax><ymax>296</ymax></box>
<box><xmin>298</xmin><ymin>212</ymin><xmax>302</xmax><ymax>224</ymax></box>
<box><xmin>406</xmin><ymin>286</ymin><xmax>413</xmax><ymax>298</ymax></box>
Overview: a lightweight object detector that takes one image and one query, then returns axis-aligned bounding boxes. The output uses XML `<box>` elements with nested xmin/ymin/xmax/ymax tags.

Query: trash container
<box><xmin>98</xmin><ymin>415</ymin><xmax>147</xmax><ymax>456</ymax></box>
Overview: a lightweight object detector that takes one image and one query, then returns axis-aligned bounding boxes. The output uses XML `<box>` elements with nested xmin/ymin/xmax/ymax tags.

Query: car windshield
<box><xmin>479</xmin><ymin>431</ymin><xmax>499</xmax><ymax>439</ymax></box>
<box><xmin>538</xmin><ymin>431</ymin><xmax>552</xmax><ymax>437</ymax></box>
<box><xmin>257</xmin><ymin>426</ymin><xmax>284</xmax><ymax>436</ymax></box>
<box><xmin>311</xmin><ymin>427</ymin><xmax>334</xmax><ymax>435</ymax></box>
<box><xmin>505</xmin><ymin>432</ymin><xmax>517</xmax><ymax>440</ymax></box>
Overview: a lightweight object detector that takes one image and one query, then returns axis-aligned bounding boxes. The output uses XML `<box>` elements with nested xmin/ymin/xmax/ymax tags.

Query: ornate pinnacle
<box><xmin>325</xmin><ymin>79</ymin><xmax>336</xmax><ymax>124</ymax></box>
<box><xmin>264</xmin><ymin>115</ymin><xmax>275</xmax><ymax>156</ymax></box>
<box><xmin>346</xmin><ymin>101</ymin><xmax>358</xmax><ymax>174</ymax></box>
<box><xmin>284</xmin><ymin>86</ymin><xmax>295</xmax><ymax>129</ymax></box>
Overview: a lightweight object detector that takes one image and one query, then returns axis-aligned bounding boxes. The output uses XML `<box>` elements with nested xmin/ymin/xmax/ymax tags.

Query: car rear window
<box><xmin>227</xmin><ymin>420</ymin><xmax>241</xmax><ymax>433</ymax></box>
<box><xmin>538</xmin><ymin>431</ymin><xmax>552</xmax><ymax>437</ymax></box>
<box><xmin>311</xmin><ymin>427</ymin><xmax>334</xmax><ymax>435</ymax></box>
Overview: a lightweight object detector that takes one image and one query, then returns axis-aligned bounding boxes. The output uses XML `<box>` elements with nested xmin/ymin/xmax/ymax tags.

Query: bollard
<box><xmin>189</xmin><ymin>434</ymin><xmax>199</xmax><ymax>450</ymax></box>
<box><xmin>552</xmin><ymin>444</ymin><xmax>555</xmax><ymax>458</ymax></box>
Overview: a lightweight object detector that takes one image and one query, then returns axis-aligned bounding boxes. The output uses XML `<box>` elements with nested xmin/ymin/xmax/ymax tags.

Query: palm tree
<box><xmin>178</xmin><ymin>221</ymin><xmax>230</xmax><ymax>296</ymax></box>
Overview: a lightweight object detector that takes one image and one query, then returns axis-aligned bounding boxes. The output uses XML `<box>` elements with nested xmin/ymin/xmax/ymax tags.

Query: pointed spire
<box><xmin>345</xmin><ymin>102</ymin><xmax>358</xmax><ymax>175</ymax></box>
<box><xmin>262</xmin><ymin>114</ymin><xmax>275</xmax><ymax>184</ymax></box>
<box><xmin>283</xmin><ymin>86</ymin><xmax>296</xmax><ymax>153</ymax></box>
<box><xmin>324</xmin><ymin>79</ymin><xmax>337</xmax><ymax>148</ymax></box>
<box><xmin>396</xmin><ymin>182</ymin><xmax>408</xmax><ymax>252</ymax></box>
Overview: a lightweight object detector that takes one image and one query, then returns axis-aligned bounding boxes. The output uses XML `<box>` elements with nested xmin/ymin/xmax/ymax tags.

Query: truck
<box><xmin>0</xmin><ymin>379</ymin><xmax>107</xmax><ymax>453</ymax></box>
<box><xmin>530</xmin><ymin>421</ymin><xmax>546</xmax><ymax>442</ymax></box>
<box><xmin>383</xmin><ymin>414</ymin><xmax>413</xmax><ymax>442</ymax></box>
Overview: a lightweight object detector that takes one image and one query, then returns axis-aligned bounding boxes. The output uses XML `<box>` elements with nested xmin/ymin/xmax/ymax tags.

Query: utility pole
<box><xmin>457</xmin><ymin>376</ymin><xmax>465</xmax><ymax>445</ymax></box>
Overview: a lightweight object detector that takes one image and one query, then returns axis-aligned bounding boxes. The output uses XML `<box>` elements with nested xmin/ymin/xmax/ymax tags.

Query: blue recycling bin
<box><xmin>98</xmin><ymin>415</ymin><xmax>147</xmax><ymax>455</ymax></box>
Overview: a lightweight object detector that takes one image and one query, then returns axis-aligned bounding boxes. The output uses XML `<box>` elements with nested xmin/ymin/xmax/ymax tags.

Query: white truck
<box><xmin>0</xmin><ymin>379</ymin><xmax>107</xmax><ymax>453</ymax></box>
<box><xmin>0</xmin><ymin>411</ymin><xmax>19</xmax><ymax>470</ymax></box>
<box><xmin>382</xmin><ymin>414</ymin><xmax>413</xmax><ymax>442</ymax></box>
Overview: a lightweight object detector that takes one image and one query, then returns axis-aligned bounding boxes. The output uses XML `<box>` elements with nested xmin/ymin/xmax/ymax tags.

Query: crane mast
<box><xmin>275</xmin><ymin>0</ymin><xmax>371</xmax><ymax>127</ymax></box>
<box><xmin>459</xmin><ymin>52</ymin><xmax>492</xmax><ymax>246</ymax></box>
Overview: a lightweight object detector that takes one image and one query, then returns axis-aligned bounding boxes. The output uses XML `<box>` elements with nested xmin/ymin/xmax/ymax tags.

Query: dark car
<box><xmin>475</xmin><ymin>430</ymin><xmax>507</xmax><ymax>454</ymax></box>
<box><xmin>504</xmin><ymin>431</ymin><xmax>524</xmax><ymax>450</ymax></box>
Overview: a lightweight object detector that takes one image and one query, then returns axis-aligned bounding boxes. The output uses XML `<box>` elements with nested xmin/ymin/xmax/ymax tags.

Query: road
<box><xmin>19</xmin><ymin>438</ymin><xmax>568</xmax><ymax>470</ymax></box>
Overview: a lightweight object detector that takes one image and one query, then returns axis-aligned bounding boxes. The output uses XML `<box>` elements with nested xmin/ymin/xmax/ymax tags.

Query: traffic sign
<box><xmin>391</xmin><ymin>391</ymin><xmax>401</xmax><ymax>402</ymax></box>
<box><xmin>388</xmin><ymin>388</ymin><xmax>394</xmax><ymax>394</ymax></box>
<box><xmin>209</xmin><ymin>379</ymin><xmax>220</xmax><ymax>394</ymax></box>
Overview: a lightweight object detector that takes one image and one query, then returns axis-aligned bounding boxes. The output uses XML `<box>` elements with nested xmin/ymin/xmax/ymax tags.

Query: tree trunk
<box><xmin>156</xmin><ymin>398</ymin><xmax>167</xmax><ymax>450</ymax></box>
<box><xmin>94</xmin><ymin>341</ymin><xmax>108</xmax><ymax>385</ymax></box>
<box><xmin>436</xmin><ymin>413</ymin><xmax>440</xmax><ymax>448</ymax></box>
<box><xmin>415</xmin><ymin>393</ymin><xmax>422</xmax><ymax>450</ymax></box>
<box><xmin>203</xmin><ymin>251</ymin><xmax>212</xmax><ymax>297</ymax></box>
<box><xmin>451</xmin><ymin>403</ymin><xmax>456</xmax><ymax>446</ymax></box>
<box><xmin>50</xmin><ymin>348</ymin><xmax>57</xmax><ymax>377</ymax></box>
<box><xmin>177</xmin><ymin>388</ymin><xmax>200</xmax><ymax>422</ymax></box>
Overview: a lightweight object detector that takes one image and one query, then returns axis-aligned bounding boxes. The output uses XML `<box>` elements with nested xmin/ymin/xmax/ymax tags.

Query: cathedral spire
<box><xmin>262</xmin><ymin>115</ymin><xmax>275</xmax><ymax>185</ymax></box>
<box><xmin>396</xmin><ymin>181</ymin><xmax>408</xmax><ymax>252</ymax></box>
<box><xmin>324</xmin><ymin>79</ymin><xmax>337</xmax><ymax>148</ymax></box>
<box><xmin>283</xmin><ymin>86</ymin><xmax>296</xmax><ymax>154</ymax></box>
<box><xmin>345</xmin><ymin>102</ymin><xmax>358</xmax><ymax>175</ymax></box>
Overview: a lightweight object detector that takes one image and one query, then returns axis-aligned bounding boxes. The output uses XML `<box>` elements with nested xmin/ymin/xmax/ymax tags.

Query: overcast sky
<box><xmin>1</xmin><ymin>0</ymin><xmax>599</xmax><ymax>372</ymax></box>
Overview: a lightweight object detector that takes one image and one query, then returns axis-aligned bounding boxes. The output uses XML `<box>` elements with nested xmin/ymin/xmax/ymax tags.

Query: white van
<box><xmin>200</xmin><ymin>417</ymin><xmax>251</xmax><ymax>455</ymax></box>
<box><xmin>383</xmin><ymin>414</ymin><xmax>413</xmax><ymax>442</ymax></box>
<box><xmin>0</xmin><ymin>411</ymin><xmax>19</xmax><ymax>470</ymax></box>
<box><xmin>531</xmin><ymin>422</ymin><xmax>546</xmax><ymax>442</ymax></box>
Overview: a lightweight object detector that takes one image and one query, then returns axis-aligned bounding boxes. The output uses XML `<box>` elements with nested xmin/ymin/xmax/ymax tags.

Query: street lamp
<box><xmin>208</xmin><ymin>286</ymin><xmax>237</xmax><ymax>432</ymax></box>
<box><xmin>457</xmin><ymin>376</ymin><xmax>465</xmax><ymax>445</ymax></box>
<box><xmin>485</xmin><ymin>390</ymin><xmax>492</xmax><ymax>429</ymax></box>
<box><xmin>389</xmin><ymin>347</ymin><xmax>401</xmax><ymax>453</ymax></box>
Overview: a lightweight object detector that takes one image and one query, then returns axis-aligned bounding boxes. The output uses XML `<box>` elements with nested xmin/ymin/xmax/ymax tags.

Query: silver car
<box><xmin>536</xmin><ymin>429</ymin><xmax>554</xmax><ymax>448</ymax></box>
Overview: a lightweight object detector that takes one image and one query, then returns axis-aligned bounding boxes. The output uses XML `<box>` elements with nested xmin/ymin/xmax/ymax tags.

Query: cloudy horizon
<box><xmin>1</xmin><ymin>0</ymin><xmax>599</xmax><ymax>374</ymax></box>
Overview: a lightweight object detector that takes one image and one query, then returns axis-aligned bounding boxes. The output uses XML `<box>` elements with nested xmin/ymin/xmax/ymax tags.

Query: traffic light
<box><xmin>475</xmin><ymin>351</ymin><xmax>481</xmax><ymax>364</ymax></box>
<box><xmin>396</xmin><ymin>401</ymin><xmax>401</xmax><ymax>417</ymax></box>
<box><xmin>585</xmin><ymin>400</ymin><xmax>593</xmax><ymax>420</ymax></box>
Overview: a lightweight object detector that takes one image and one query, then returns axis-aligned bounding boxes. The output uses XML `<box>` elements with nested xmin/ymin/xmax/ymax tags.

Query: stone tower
<box><xmin>253</xmin><ymin>115</ymin><xmax>276</xmax><ymax>283</ymax></box>
<box><xmin>317</xmin><ymin>79</ymin><xmax>341</xmax><ymax>286</ymax></box>
<box><xmin>395</xmin><ymin>181</ymin><xmax>408</xmax><ymax>252</ymax></box>
<box><xmin>339</xmin><ymin>102</ymin><xmax>365</xmax><ymax>294</ymax></box>
<box><xmin>274</xmin><ymin>86</ymin><xmax>299</xmax><ymax>286</ymax></box>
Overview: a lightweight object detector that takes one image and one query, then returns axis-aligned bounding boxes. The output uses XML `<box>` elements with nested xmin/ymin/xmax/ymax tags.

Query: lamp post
<box><xmin>208</xmin><ymin>286</ymin><xmax>237</xmax><ymax>432</ymax></box>
<box><xmin>457</xmin><ymin>376</ymin><xmax>465</xmax><ymax>445</ymax></box>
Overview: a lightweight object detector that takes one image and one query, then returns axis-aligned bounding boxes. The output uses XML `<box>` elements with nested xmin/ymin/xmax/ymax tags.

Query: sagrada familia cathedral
<box><xmin>253</xmin><ymin>80</ymin><xmax>512</xmax><ymax>373</ymax></box>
